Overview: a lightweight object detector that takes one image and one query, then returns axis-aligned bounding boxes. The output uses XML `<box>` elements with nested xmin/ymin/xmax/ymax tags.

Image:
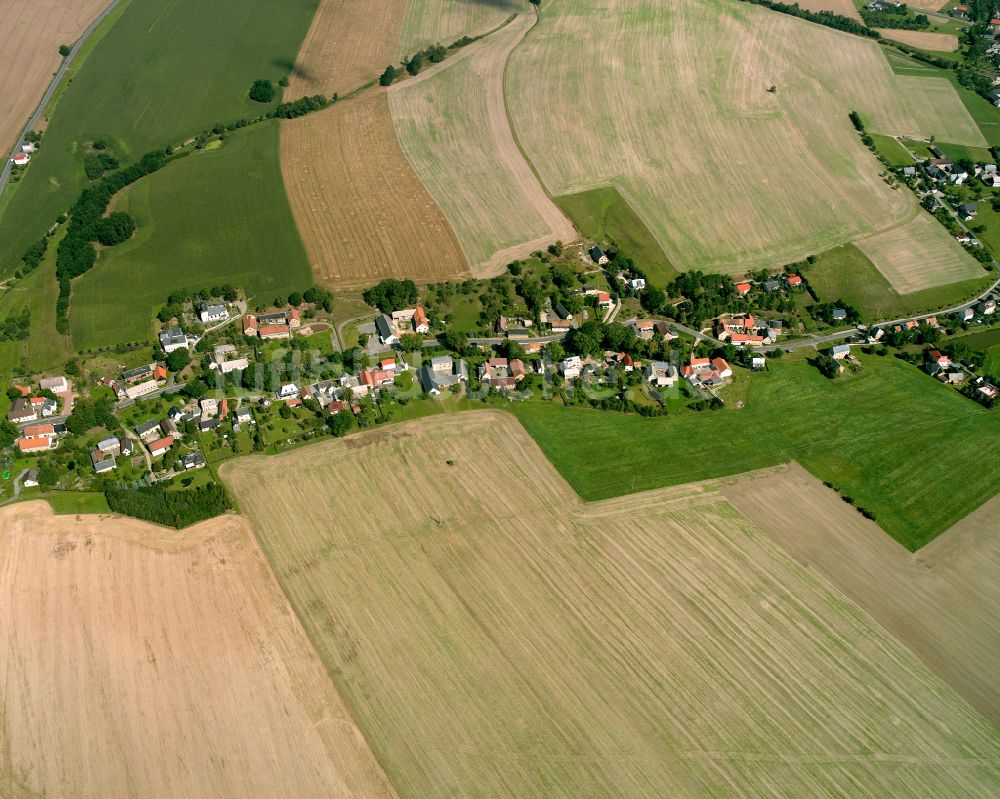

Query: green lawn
<box><xmin>512</xmin><ymin>354</ymin><xmax>1000</xmax><ymax>550</ymax></box>
<box><xmin>868</xmin><ymin>133</ymin><xmax>913</xmax><ymax>167</ymax></box>
<box><xmin>985</xmin><ymin>344</ymin><xmax>1000</xmax><ymax>375</ymax></box>
<box><xmin>950</xmin><ymin>326</ymin><xmax>1000</xmax><ymax>352</ymax></box>
<box><xmin>965</xmin><ymin>204</ymin><xmax>1000</xmax><ymax>256</ymax></box>
<box><xmin>35</xmin><ymin>491</ymin><xmax>112</xmax><ymax>515</ymax></box>
<box><xmin>555</xmin><ymin>186</ymin><xmax>679</xmax><ymax>285</ymax></box>
<box><xmin>804</xmin><ymin>243</ymin><xmax>992</xmax><ymax>321</ymax></box>
<box><xmin>0</xmin><ymin>0</ymin><xmax>319</xmax><ymax>273</ymax></box>
<box><xmin>70</xmin><ymin>122</ymin><xmax>313</xmax><ymax>350</ymax></box>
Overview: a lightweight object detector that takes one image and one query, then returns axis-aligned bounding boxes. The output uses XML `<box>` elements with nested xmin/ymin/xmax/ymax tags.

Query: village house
<box><xmin>762</xmin><ymin>278</ymin><xmax>781</xmax><ymax>293</ymax></box>
<box><xmin>122</xmin><ymin>363</ymin><xmax>155</xmax><ymax>384</ymax></box>
<box><xmin>549</xmin><ymin>319</ymin><xmax>572</xmax><ymax>333</ymax></box>
<box><xmin>553</xmin><ymin>302</ymin><xmax>573</xmax><ymax>321</ymax></box>
<box><xmin>124</xmin><ymin>379</ymin><xmax>159</xmax><ymax>401</ymax></box>
<box><xmin>339</xmin><ymin>374</ymin><xmax>371</xmax><ymax>399</ymax></box>
<box><xmin>303</xmin><ymin>380</ymin><xmax>339</xmax><ymax>405</ymax></box>
<box><xmin>785</xmin><ymin>274</ymin><xmax>803</xmax><ymax>289</ymax></box>
<box><xmin>418</xmin><ymin>356</ymin><xmax>469</xmax><ymax>395</ymax></box>
<box><xmin>644</xmin><ymin>361</ymin><xmax>678</xmax><ymax>388</ymax></box>
<box><xmin>159</xmin><ymin>327</ymin><xmax>189</xmax><ymax>353</ymax></box>
<box><xmin>956</xmin><ymin>307</ymin><xmax>975</xmax><ymax>322</ymax></box>
<box><xmin>626</xmin><ymin>277</ymin><xmax>646</xmax><ymax>291</ymax></box>
<box><xmin>22</xmin><ymin>469</ymin><xmax>39</xmax><ymax>488</ymax></box>
<box><xmin>375</xmin><ymin>314</ymin><xmax>398</xmax><ymax>345</ymax></box>
<box><xmin>135</xmin><ymin>419</ymin><xmax>162</xmax><ymax>441</ymax></box>
<box><xmin>831</xmin><ymin>308</ymin><xmax>848</xmax><ymax>322</ymax></box>
<box><xmin>360</xmin><ymin>368</ymin><xmax>395</xmax><ymax>389</ymax></box>
<box><xmin>589</xmin><ymin>245</ymin><xmax>609</xmax><ymax>265</ymax></box>
<box><xmin>199</xmin><ymin>303</ymin><xmax>228</xmax><ymax>324</ymax></box>
<box><xmin>559</xmin><ymin>355</ymin><xmax>582</xmax><ymax>380</ymax></box>
<box><xmin>18</xmin><ymin>423</ymin><xmax>58</xmax><ymax>453</ymax></box>
<box><xmin>714</xmin><ymin>313</ymin><xmax>775</xmax><ymax>346</ymax></box>
<box><xmin>830</xmin><ymin>343</ymin><xmax>851</xmax><ymax>360</ymax></box>
<box><xmin>735</xmin><ymin>281</ymin><xmax>751</xmax><ymax>296</ymax></box>
<box><xmin>7</xmin><ymin>397</ymin><xmax>37</xmax><ymax>423</ymax></box>
<box><xmin>596</xmin><ymin>291</ymin><xmax>613</xmax><ymax>309</ymax></box>
<box><xmin>681</xmin><ymin>356</ymin><xmax>732</xmax><ymax>388</ymax></box>
<box><xmin>147</xmin><ymin>436</ymin><xmax>174</xmax><ymax>458</ymax></box>
<box><xmin>233</xmin><ymin>406</ymin><xmax>254</xmax><ymax>428</ymax></box>
<box><xmin>959</xmin><ymin>202</ymin><xmax>978</xmax><ymax>221</ymax></box>
<box><xmin>631</xmin><ymin>319</ymin><xmax>655</xmax><ymax>340</ymax></box>
<box><xmin>479</xmin><ymin>358</ymin><xmax>520</xmax><ymax>391</ymax></box>
<box><xmin>976</xmin><ymin>299</ymin><xmax>996</xmax><ymax>316</ymax></box>
<box><xmin>751</xmin><ymin>355</ymin><xmax>766</xmax><ymax>369</ymax></box>
<box><xmin>179</xmin><ymin>452</ymin><xmax>207</xmax><ymax>471</ymax></box>
<box><xmin>243</xmin><ymin>308</ymin><xmax>299</xmax><ymax>340</ymax></box>
<box><xmin>605</xmin><ymin>351</ymin><xmax>636</xmax><ymax>372</ymax></box>
<box><xmin>39</xmin><ymin>376</ymin><xmax>68</xmax><ymax>394</ymax></box>
<box><xmin>96</xmin><ymin>435</ymin><xmax>121</xmax><ymax>455</ymax></box>
<box><xmin>11</xmin><ymin>151</ymin><xmax>29</xmax><ymax>167</ymax></box>
<box><xmin>276</xmin><ymin>383</ymin><xmax>300</xmax><ymax>399</ymax></box>
<box><xmin>91</xmin><ymin>449</ymin><xmax>117</xmax><ymax>474</ymax></box>
<box><xmin>391</xmin><ymin>306</ymin><xmax>430</xmax><ymax>335</ymax></box>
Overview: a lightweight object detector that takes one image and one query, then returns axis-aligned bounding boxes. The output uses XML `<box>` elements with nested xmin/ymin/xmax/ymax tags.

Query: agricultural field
<box><xmin>396</xmin><ymin>0</ymin><xmax>519</xmax><ymax>57</ymax></box>
<box><xmin>803</xmin><ymin>243</ymin><xmax>991</xmax><ymax>320</ymax></box>
<box><xmin>868</xmin><ymin>131</ymin><xmax>916</xmax><ymax>166</ymax></box>
<box><xmin>280</xmin><ymin>93</ymin><xmax>468</xmax><ymax>289</ymax></box>
<box><xmin>223</xmin><ymin>413</ymin><xmax>1000</xmax><ymax>798</ymax></box>
<box><xmin>505</xmin><ymin>0</ymin><xmax>983</xmax><ymax>276</ymax></box>
<box><xmin>876</xmin><ymin>29</ymin><xmax>959</xmax><ymax>52</ymax></box>
<box><xmin>389</xmin><ymin>13</ymin><xmax>575</xmax><ymax>274</ymax></box>
<box><xmin>0</xmin><ymin>0</ymin><xmax>107</xmax><ymax>156</ymax></box>
<box><xmin>0</xmin><ymin>502</ymin><xmax>397</xmax><ymax>799</ymax></box>
<box><xmin>722</xmin><ymin>462</ymin><xmax>1000</xmax><ymax>726</ymax></box>
<box><xmin>70</xmin><ymin>122</ymin><xmax>313</xmax><ymax>350</ymax></box>
<box><xmin>854</xmin><ymin>212</ymin><xmax>985</xmax><ymax>294</ymax></box>
<box><xmin>0</xmin><ymin>0</ymin><xmax>319</xmax><ymax>273</ymax></box>
<box><xmin>513</xmin><ymin>354</ymin><xmax>1000</xmax><ymax>550</ymax></box>
<box><xmin>795</xmin><ymin>0</ymin><xmax>861</xmax><ymax>20</ymax></box>
<box><xmin>555</xmin><ymin>186</ymin><xmax>679</xmax><ymax>284</ymax></box>
<box><xmin>286</xmin><ymin>0</ymin><xmax>405</xmax><ymax>97</ymax></box>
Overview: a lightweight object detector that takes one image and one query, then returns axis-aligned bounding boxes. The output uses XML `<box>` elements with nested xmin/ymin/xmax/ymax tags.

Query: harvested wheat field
<box><xmin>855</xmin><ymin>211</ymin><xmax>984</xmax><ymax>293</ymax></box>
<box><xmin>223</xmin><ymin>412</ymin><xmax>1000</xmax><ymax>799</ymax></box>
<box><xmin>0</xmin><ymin>0</ymin><xmax>108</xmax><ymax>155</ymax></box>
<box><xmin>286</xmin><ymin>0</ymin><xmax>406</xmax><ymax>97</ymax></box>
<box><xmin>721</xmin><ymin>462</ymin><xmax>1000</xmax><ymax>727</ymax></box>
<box><xmin>396</xmin><ymin>0</ymin><xmax>519</xmax><ymax>57</ymax></box>
<box><xmin>389</xmin><ymin>14</ymin><xmax>575</xmax><ymax>274</ymax></box>
<box><xmin>796</xmin><ymin>0</ymin><xmax>861</xmax><ymax>20</ymax></box>
<box><xmin>877</xmin><ymin>29</ymin><xmax>959</xmax><ymax>52</ymax></box>
<box><xmin>506</xmin><ymin>0</ymin><xmax>983</xmax><ymax>274</ymax></box>
<box><xmin>0</xmin><ymin>502</ymin><xmax>397</xmax><ymax>799</ymax></box>
<box><xmin>282</xmin><ymin>93</ymin><xmax>468</xmax><ymax>289</ymax></box>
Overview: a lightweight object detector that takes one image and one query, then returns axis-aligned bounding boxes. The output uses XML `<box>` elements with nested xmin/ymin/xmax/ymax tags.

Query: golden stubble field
<box><xmin>0</xmin><ymin>0</ymin><xmax>108</xmax><ymax>155</ymax></box>
<box><xmin>505</xmin><ymin>0</ymin><xmax>984</xmax><ymax>279</ymax></box>
<box><xmin>0</xmin><ymin>502</ymin><xmax>397</xmax><ymax>799</ymax></box>
<box><xmin>223</xmin><ymin>412</ymin><xmax>1000</xmax><ymax>798</ymax></box>
<box><xmin>281</xmin><ymin>92</ymin><xmax>468</xmax><ymax>289</ymax></box>
<box><xmin>722</xmin><ymin>461</ymin><xmax>1000</xmax><ymax>727</ymax></box>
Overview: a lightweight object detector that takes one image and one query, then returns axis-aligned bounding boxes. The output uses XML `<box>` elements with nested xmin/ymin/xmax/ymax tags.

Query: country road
<box><xmin>0</xmin><ymin>0</ymin><xmax>125</xmax><ymax>196</ymax></box>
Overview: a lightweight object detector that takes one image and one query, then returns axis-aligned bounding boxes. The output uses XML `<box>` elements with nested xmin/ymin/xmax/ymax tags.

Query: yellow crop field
<box><xmin>854</xmin><ymin>211</ymin><xmax>985</xmax><ymax>293</ymax></box>
<box><xmin>223</xmin><ymin>413</ymin><xmax>1000</xmax><ymax>799</ymax></box>
<box><xmin>505</xmin><ymin>0</ymin><xmax>984</xmax><ymax>276</ymax></box>
<box><xmin>389</xmin><ymin>14</ymin><xmax>575</xmax><ymax>274</ymax></box>
<box><xmin>396</xmin><ymin>0</ymin><xmax>519</xmax><ymax>58</ymax></box>
<box><xmin>722</xmin><ymin>462</ymin><xmax>1000</xmax><ymax>727</ymax></box>
<box><xmin>0</xmin><ymin>503</ymin><xmax>397</xmax><ymax>799</ymax></box>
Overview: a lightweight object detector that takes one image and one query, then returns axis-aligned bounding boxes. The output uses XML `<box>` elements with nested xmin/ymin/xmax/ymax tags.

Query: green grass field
<box><xmin>513</xmin><ymin>354</ymin><xmax>1000</xmax><ymax>550</ymax></box>
<box><xmin>0</xmin><ymin>0</ymin><xmax>319</xmax><ymax>273</ymax></box>
<box><xmin>868</xmin><ymin>133</ymin><xmax>914</xmax><ymax>166</ymax></box>
<box><xmin>36</xmin><ymin>491</ymin><xmax>112</xmax><ymax>515</ymax></box>
<box><xmin>951</xmin><ymin>326</ymin><xmax>1000</xmax><ymax>352</ymax></box>
<box><xmin>804</xmin><ymin>243</ymin><xmax>992</xmax><ymax>321</ymax></box>
<box><xmin>69</xmin><ymin>123</ymin><xmax>312</xmax><ymax>350</ymax></box>
<box><xmin>555</xmin><ymin>186</ymin><xmax>678</xmax><ymax>284</ymax></box>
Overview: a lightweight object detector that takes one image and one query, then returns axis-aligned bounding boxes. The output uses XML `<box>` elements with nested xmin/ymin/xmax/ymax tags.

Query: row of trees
<box><xmin>738</xmin><ymin>0</ymin><xmax>880</xmax><ymax>38</ymax></box>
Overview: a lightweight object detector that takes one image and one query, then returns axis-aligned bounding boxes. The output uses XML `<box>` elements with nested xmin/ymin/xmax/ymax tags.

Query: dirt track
<box><xmin>0</xmin><ymin>502</ymin><xmax>397</xmax><ymax>799</ymax></box>
<box><xmin>0</xmin><ymin>0</ymin><xmax>108</xmax><ymax>156</ymax></box>
<box><xmin>281</xmin><ymin>92</ymin><xmax>468</xmax><ymax>289</ymax></box>
<box><xmin>721</xmin><ymin>462</ymin><xmax>1000</xmax><ymax>727</ymax></box>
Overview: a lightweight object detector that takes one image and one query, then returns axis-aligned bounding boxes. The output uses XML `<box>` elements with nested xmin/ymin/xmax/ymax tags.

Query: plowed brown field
<box><xmin>281</xmin><ymin>92</ymin><xmax>468</xmax><ymax>289</ymax></box>
<box><xmin>722</xmin><ymin>462</ymin><xmax>1000</xmax><ymax>727</ymax></box>
<box><xmin>223</xmin><ymin>413</ymin><xmax>1000</xmax><ymax>798</ymax></box>
<box><xmin>285</xmin><ymin>0</ymin><xmax>406</xmax><ymax>97</ymax></box>
<box><xmin>0</xmin><ymin>0</ymin><xmax>108</xmax><ymax>155</ymax></box>
<box><xmin>0</xmin><ymin>502</ymin><xmax>397</xmax><ymax>799</ymax></box>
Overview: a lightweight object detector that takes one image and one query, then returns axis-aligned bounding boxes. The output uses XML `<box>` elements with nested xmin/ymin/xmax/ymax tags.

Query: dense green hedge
<box><xmin>105</xmin><ymin>482</ymin><xmax>231</xmax><ymax>529</ymax></box>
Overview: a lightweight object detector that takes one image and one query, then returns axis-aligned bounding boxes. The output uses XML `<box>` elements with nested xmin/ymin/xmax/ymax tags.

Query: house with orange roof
<box><xmin>18</xmin><ymin>437</ymin><xmax>55</xmax><ymax>452</ymax></box>
<box><xmin>735</xmin><ymin>282</ymin><xmax>751</xmax><ymax>296</ymax></box>
<box><xmin>785</xmin><ymin>274</ymin><xmax>803</xmax><ymax>288</ymax></box>
<box><xmin>147</xmin><ymin>436</ymin><xmax>174</xmax><ymax>458</ymax></box>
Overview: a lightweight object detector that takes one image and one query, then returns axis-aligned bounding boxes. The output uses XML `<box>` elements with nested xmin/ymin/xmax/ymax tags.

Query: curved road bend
<box><xmin>0</xmin><ymin>0</ymin><xmax>125</xmax><ymax>195</ymax></box>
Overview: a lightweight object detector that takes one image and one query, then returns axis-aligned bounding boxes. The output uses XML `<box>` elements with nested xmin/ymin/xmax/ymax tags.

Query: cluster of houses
<box><xmin>735</xmin><ymin>272</ymin><xmax>803</xmax><ymax>298</ymax></box>
<box><xmin>588</xmin><ymin>245</ymin><xmax>646</xmax><ymax>292</ymax></box>
<box><xmin>7</xmin><ymin>375</ymin><xmax>71</xmax><ymax>453</ymax></box>
<box><xmin>923</xmin><ymin>348</ymin><xmax>998</xmax><ymax>406</ymax></box>
<box><xmin>243</xmin><ymin>307</ymin><xmax>301</xmax><ymax>340</ymax></box>
<box><xmin>209</xmin><ymin>344</ymin><xmax>249</xmax><ymax>374</ymax></box>
<box><xmin>714</xmin><ymin>313</ymin><xmax>784</xmax><ymax>347</ymax></box>
<box><xmin>90</xmin><ymin>434</ymin><xmax>135</xmax><ymax>474</ymax></box>
<box><xmin>9</xmin><ymin>140</ymin><xmax>35</xmax><ymax>168</ymax></box>
<box><xmin>99</xmin><ymin>362</ymin><xmax>168</xmax><ymax>401</ymax></box>
<box><xmin>907</xmin><ymin>151</ymin><xmax>998</xmax><ymax>189</ymax></box>
<box><xmin>681</xmin><ymin>355</ymin><xmax>733</xmax><ymax>389</ymax></box>
<box><xmin>376</xmin><ymin>307</ymin><xmax>428</xmax><ymax>345</ymax></box>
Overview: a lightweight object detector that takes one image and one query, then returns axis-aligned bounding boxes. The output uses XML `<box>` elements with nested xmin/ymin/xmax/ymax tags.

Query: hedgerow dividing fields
<box><xmin>71</xmin><ymin>123</ymin><xmax>312</xmax><ymax>350</ymax></box>
<box><xmin>280</xmin><ymin>93</ymin><xmax>468</xmax><ymax>289</ymax></box>
<box><xmin>504</xmin><ymin>0</ymin><xmax>983</xmax><ymax>277</ymax></box>
<box><xmin>0</xmin><ymin>0</ymin><xmax>319</xmax><ymax>273</ymax></box>
<box><xmin>389</xmin><ymin>13</ymin><xmax>575</xmax><ymax>273</ymax></box>
<box><xmin>224</xmin><ymin>413</ymin><xmax>1000</xmax><ymax>798</ymax></box>
<box><xmin>513</xmin><ymin>354</ymin><xmax>1000</xmax><ymax>551</ymax></box>
<box><xmin>0</xmin><ymin>502</ymin><xmax>398</xmax><ymax>799</ymax></box>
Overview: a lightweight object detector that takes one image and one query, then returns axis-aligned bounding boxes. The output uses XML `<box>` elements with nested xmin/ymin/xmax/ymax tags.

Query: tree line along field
<box><xmin>0</xmin><ymin>0</ymin><xmax>109</xmax><ymax>157</ymax></box>
<box><xmin>504</xmin><ymin>0</ymin><xmax>983</xmax><ymax>281</ymax></box>
<box><xmin>0</xmin><ymin>0</ymin><xmax>319</xmax><ymax>273</ymax></box>
<box><xmin>223</xmin><ymin>412</ymin><xmax>1000</xmax><ymax>799</ymax></box>
<box><xmin>721</xmin><ymin>462</ymin><xmax>1000</xmax><ymax>727</ymax></box>
<box><xmin>389</xmin><ymin>13</ymin><xmax>575</xmax><ymax>273</ymax></box>
<box><xmin>70</xmin><ymin>122</ymin><xmax>313</xmax><ymax>350</ymax></box>
<box><xmin>513</xmin><ymin>353</ymin><xmax>1000</xmax><ymax>551</ymax></box>
<box><xmin>0</xmin><ymin>502</ymin><xmax>398</xmax><ymax>799</ymax></box>
<box><xmin>280</xmin><ymin>93</ymin><xmax>468</xmax><ymax>290</ymax></box>
<box><xmin>395</xmin><ymin>0</ymin><xmax>520</xmax><ymax>58</ymax></box>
